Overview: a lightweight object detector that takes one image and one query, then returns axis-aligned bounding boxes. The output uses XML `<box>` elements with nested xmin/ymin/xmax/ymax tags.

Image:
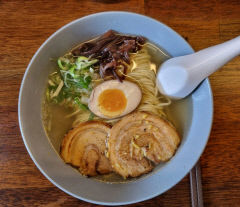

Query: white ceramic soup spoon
<box><xmin>156</xmin><ymin>36</ymin><xmax>240</xmax><ymax>99</ymax></box>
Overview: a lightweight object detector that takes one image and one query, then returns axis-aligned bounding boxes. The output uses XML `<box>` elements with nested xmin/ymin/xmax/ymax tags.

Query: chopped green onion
<box><xmin>88</xmin><ymin>112</ymin><xmax>95</xmax><ymax>121</ymax></box>
<box><xmin>81</xmin><ymin>59</ymin><xmax>98</xmax><ymax>70</ymax></box>
<box><xmin>89</xmin><ymin>67</ymin><xmax>94</xmax><ymax>73</ymax></box>
<box><xmin>77</xmin><ymin>56</ymin><xmax>88</xmax><ymax>62</ymax></box>
<box><xmin>58</xmin><ymin>59</ymin><xmax>66</xmax><ymax>70</ymax></box>
<box><xmin>68</xmin><ymin>65</ymin><xmax>76</xmax><ymax>78</ymax></box>
<box><xmin>47</xmin><ymin>55</ymin><xmax>98</xmax><ymax>109</ymax></box>
<box><xmin>76</xmin><ymin>57</ymin><xmax>98</xmax><ymax>70</ymax></box>
<box><xmin>74</xmin><ymin>97</ymin><xmax>89</xmax><ymax>110</ymax></box>
<box><xmin>58</xmin><ymin>58</ymin><xmax>70</xmax><ymax>70</ymax></box>
<box><xmin>84</xmin><ymin>75</ymin><xmax>92</xmax><ymax>86</ymax></box>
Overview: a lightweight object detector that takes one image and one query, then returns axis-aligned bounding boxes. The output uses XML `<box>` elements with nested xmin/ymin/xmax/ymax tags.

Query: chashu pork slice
<box><xmin>108</xmin><ymin>112</ymin><xmax>180</xmax><ymax>178</ymax></box>
<box><xmin>60</xmin><ymin>121</ymin><xmax>112</xmax><ymax>176</ymax></box>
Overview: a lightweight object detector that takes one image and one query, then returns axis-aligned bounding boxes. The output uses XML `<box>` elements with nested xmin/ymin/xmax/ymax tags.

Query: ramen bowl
<box><xmin>18</xmin><ymin>12</ymin><xmax>213</xmax><ymax>205</ymax></box>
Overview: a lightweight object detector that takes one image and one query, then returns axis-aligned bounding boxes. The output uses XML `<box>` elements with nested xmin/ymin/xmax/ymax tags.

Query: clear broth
<box><xmin>42</xmin><ymin>42</ymin><xmax>192</xmax><ymax>183</ymax></box>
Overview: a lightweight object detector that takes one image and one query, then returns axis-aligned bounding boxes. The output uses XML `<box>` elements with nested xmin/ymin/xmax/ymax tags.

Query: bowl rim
<box><xmin>18</xmin><ymin>11</ymin><xmax>213</xmax><ymax>205</ymax></box>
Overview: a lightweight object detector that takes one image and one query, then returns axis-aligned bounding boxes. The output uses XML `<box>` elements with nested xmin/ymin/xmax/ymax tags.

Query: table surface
<box><xmin>1</xmin><ymin>0</ymin><xmax>240</xmax><ymax>206</ymax></box>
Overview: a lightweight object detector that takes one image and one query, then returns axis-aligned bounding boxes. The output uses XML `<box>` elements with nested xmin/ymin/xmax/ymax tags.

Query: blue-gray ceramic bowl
<box><xmin>18</xmin><ymin>11</ymin><xmax>213</xmax><ymax>205</ymax></box>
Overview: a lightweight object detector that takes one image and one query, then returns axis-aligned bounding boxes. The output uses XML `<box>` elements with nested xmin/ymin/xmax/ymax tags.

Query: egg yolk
<box><xmin>98</xmin><ymin>89</ymin><xmax>127</xmax><ymax>117</ymax></box>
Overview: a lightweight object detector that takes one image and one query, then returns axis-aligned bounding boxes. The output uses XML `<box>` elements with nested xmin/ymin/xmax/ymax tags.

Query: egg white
<box><xmin>88</xmin><ymin>80</ymin><xmax>142</xmax><ymax>119</ymax></box>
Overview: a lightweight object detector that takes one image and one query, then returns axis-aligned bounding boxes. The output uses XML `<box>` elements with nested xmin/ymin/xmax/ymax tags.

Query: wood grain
<box><xmin>0</xmin><ymin>0</ymin><xmax>240</xmax><ymax>206</ymax></box>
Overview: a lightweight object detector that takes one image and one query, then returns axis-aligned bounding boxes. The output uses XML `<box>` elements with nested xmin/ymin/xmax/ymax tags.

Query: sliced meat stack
<box><xmin>108</xmin><ymin>112</ymin><xmax>180</xmax><ymax>178</ymax></box>
<box><xmin>60</xmin><ymin>112</ymin><xmax>180</xmax><ymax>179</ymax></box>
<box><xmin>60</xmin><ymin>121</ymin><xmax>112</xmax><ymax>176</ymax></box>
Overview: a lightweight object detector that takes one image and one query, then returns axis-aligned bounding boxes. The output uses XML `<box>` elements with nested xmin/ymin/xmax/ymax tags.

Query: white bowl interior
<box><xmin>19</xmin><ymin>12</ymin><xmax>213</xmax><ymax>205</ymax></box>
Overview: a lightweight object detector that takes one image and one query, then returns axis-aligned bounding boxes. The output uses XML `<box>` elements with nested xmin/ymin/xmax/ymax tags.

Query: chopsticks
<box><xmin>190</xmin><ymin>161</ymin><xmax>204</xmax><ymax>207</ymax></box>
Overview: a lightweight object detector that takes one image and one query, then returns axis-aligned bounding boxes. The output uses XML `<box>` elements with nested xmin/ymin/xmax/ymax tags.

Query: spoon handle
<box><xmin>183</xmin><ymin>36</ymin><xmax>240</xmax><ymax>78</ymax></box>
<box><xmin>157</xmin><ymin>36</ymin><xmax>240</xmax><ymax>99</ymax></box>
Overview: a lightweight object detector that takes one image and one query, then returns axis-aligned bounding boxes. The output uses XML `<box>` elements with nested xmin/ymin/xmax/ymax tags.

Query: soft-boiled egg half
<box><xmin>88</xmin><ymin>80</ymin><xmax>142</xmax><ymax>119</ymax></box>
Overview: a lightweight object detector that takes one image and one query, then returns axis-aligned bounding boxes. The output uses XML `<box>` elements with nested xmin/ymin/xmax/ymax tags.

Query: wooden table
<box><xmin>1</xmin><ymin>0</ymin><xmax>239</xmax><ymax>206</ymax></box>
